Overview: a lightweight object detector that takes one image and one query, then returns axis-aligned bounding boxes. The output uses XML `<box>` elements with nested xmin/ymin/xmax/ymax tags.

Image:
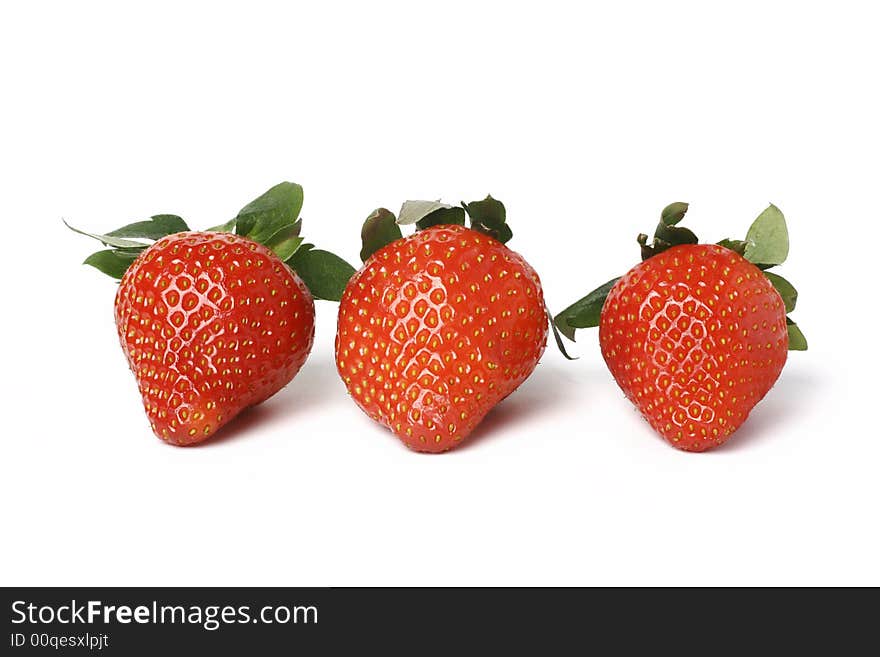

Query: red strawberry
<box><xmin>600</xmin><ymin>244</ymin><xmax>786</xmax><ymax>450</ymax></box>
<box><xmin>556</xmin><ymin>203</ymin><xmax>806</xmax><ymax>452</ymax></box>
<box><xmin>70</xmin><ymin>182</ymin><xmax>356</xmax><ymax>445</ymax></box>
<box><xmin>336</xmin><ymin>201</ymin><xmax>549</xmax><ymax>453</ymax></box>
<box><xmin>115</xmin><ymin>232</ymin><xmax>315</xmax><ymax>444</ymax></box>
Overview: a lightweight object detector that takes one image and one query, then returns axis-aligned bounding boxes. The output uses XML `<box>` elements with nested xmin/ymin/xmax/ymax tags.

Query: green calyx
<box><xmin>637</xmin><ymin>202</ymin><xmax>698</xmax><ymax>260</ymax></box>
<box><xmin>553</xmin><ymin>202</ymin><xmax>807</xmax><ymax>351</ymax></box>
<box><xmin>66</xmin><ymin>182</ymin><xmax>356</xmax><ymax>302</ymax></box>
<box><xmin>360</xmin><ymin>208</ymin><xmax>402</xmax><ymax>262</ymax></box>
<box><xmin>553</xmin><ymin>278</ymin><xmax>621</xmax><ymax>343</ymax></box>
<box><xmin>358</xmin><ymin>194</ymin><xmax>514</xmax><ymax>263</ymax></box>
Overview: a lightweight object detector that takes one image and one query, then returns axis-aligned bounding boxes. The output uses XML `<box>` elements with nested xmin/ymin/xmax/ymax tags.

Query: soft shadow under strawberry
<box><xmin>451</xmin><ymin>362</ymin><xmax>581</xmax><ymax>452</ymax></box>
<box><xmin>710</xmin><ymin>370</ymin><xmax>816</xmax><ymax>454</ymax></box>
<box><xmin>190</xmin><ymin>357</ymin><xmax>341</xmax><ymax>448</ymax></box>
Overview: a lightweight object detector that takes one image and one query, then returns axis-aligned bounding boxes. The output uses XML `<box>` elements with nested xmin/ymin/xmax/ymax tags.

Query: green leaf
<box><xmin>553</xmin><ymin>277</ymin><xmax>620</xmax><ymax>341</ymax></box>
<box><xmin>287</xmin><ymin>247</ymin><xmax>357</xmax><ymax>301</ymax></box>
<box><xmin>396</xmin><ymin>200</ymin><xmax>469</xmax><ymax>230</ymax></box>
<box><xmin>547</xmin><ymin>307</ymin><xmax>577</xmax><ymax>360</ymax></box>
<box><xmin>744</xmin><ymin>203</ymin><xmax>789</xmax><ymax>266</ymax></box>
<box><xmin>660</xmin><ymin>202</ymin><xmax>689</xmax><ymax>226</ymax></box>
<box><xmin>639</xmin><ymin>202</ymin><xmax>697</xmax><ymax>260</ymax></box>
<box><xmin>208</xmin><ymin>218</ymin><xmax>237</xmax><ymax>232</ymax></box>
<box><xmin>464</xmin><ymin>195</ymin><xmax>505</xmax><ymax>227</ymax></box>
<box><xmin>416</xmin><ymin>206</ymin><xmax>466</xmax><ymax>230</ymax></box>
<box><xmin>496</xmin><ymin>223</ymin><xmax>514</xmax><ymax>243</ymax></box>
<box><xmin>235</xmin><ymin>182</ymin><xmax>304</xmax><ymax>244</ymax></box>
<box><xmin>360</xmin><ymin>208</ymin><xmax>401</xmax><ymax>262</ymax></box>
<box><xmin>106</xmin><ymin>214</ymin><xmax>189</xmax><ymax>240</ymax></box>
<box><xmin>464</xmin><ymin>195</ymin><xmax>512</xmax><ymax>244</ymax></box>
<box><xmin>655</xmin><ymin>203</ymin><xmax>697</xmax><ymax>247</ymax></box>
<box><xmin>717</xmin><ymin>238</ymin><xmax>748</xmax><ymax>256</ymax></box>
<box><xmin>764</xmin><ymin>271</ymin><xmax>798</xmax><ymax>313</ymax></box>
<box><xmin>396</xmin><ymin>200</ymin><xmax>452</xmax><ymax>226</ymax></box>
<box><xmin>83</xmin><ymin>249</ymin><xmax>141</xmax><ymax>279</ymax></box>
<box><xmin>264</xmin><ymin>228</ymin><xmax>304</xmax><ymax>262</ymax></box>
<box><xmin>654</xmin><ymin>223</ymin><xmax>698</xmax><ymax>249</ymax></box>
<box><xmin>786</xmin><ymin>317</ymin><xmax>808</xmax><ymax>351</ymax></box>
<box><xmin>66</xmin><ymin>215</ymin><xmax>182</xmax><ymax>280</ymax></box>
<box><xmin>64</xmin><ymin>219</ymin><xmax>150</xmax><ymax>249</ymax></box>
<box><xmin>65</xmin><ymin>214</ymin><xmax>188</xmax><ymax>251</ymax></box>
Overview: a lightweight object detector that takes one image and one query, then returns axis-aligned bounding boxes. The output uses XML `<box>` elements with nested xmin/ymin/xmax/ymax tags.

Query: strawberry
<box><xmin>599</xmin><ymin>244</ymin><xmax>787</xmax><ymax>450</ymax></box>
<box><xmin>336</xmin><ymin>198</ymin><xmax>551</xmax><ymax>452</ymax></box>
<box><xmin>555</xmin><ymin>203</ymin><xmax>807</xmax><ymax>452</ymax></box>
<box><xmin>69</xmin><ymin>182</ymin><xmax>356</xmax><ymax>445</ymax></box>
<box><xmin>113</xmin><ymin>232</ymin><xmax>315</xmax><ymax>444</ymax></box>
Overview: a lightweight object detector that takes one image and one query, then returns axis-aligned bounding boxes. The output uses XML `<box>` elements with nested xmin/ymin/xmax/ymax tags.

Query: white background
<box><xmin>1</xmin><ymin>1</ymin><xmax>877</xmax><ymax>586</ymax></box>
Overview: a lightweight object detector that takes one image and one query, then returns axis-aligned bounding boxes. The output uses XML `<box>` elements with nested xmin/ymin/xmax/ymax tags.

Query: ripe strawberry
<box><xmin>115</xmin><ymin>232</ymin><xmax>315</xmax><ymax>444</ymax></box>
<box><xmin>336</xmin><ymin>200</ymin><xmax>550</xmax><ymax>452</ymax></box>
<box><xmin>600</xmin><ymin>244</ymin><xmax>786</xmax><ymax>450</ymax></box>
<box><xmin>70</xmin><ymin>182</ymin><xmax>356</xmax><ymax>445</ymax></box>
<box><xmin>556</xmin><ymin>202</ymin><xmax>806</xmax><ymax>452</ymax></box>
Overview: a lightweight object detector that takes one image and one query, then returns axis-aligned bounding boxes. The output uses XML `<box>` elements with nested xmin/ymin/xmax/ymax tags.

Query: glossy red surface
<box><xmin>115</xmin><ymin>232</ymin><xmax>315</xmax><ymax>444</ymax></box>
<box><xmin>336</xmin><ymin>225</ymin><xmax>548</xmax><ymax>452</ymax></box>
<box><xmin>599</xmin><ymin>244</ymin><xmax>788</xmax><ymax>451</ymax></box>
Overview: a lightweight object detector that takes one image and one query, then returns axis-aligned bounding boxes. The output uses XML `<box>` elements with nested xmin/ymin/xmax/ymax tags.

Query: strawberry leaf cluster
<box><xmin>67</xmin><ymin>182</ymin><xmax>356</xmax><ymax>301</ymax></box>
<box><xmin>359</xmin><ymin>195</ymin><xmax>512</xmax><ymax>263</ymax></box>
<box><xmin>554</xmin><ymin>202</ymin><xmax>807</xmax><ymax>350</ymax></box>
